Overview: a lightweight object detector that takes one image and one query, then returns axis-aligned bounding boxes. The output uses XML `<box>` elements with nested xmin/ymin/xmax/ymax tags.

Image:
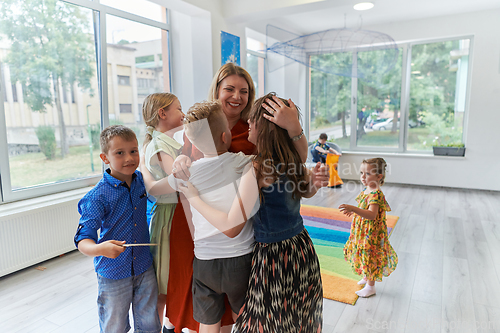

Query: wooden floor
<box><xmin>1</xmin><ymin>181</ymin><xmax>500</xmax><ymax>333</ymax></box>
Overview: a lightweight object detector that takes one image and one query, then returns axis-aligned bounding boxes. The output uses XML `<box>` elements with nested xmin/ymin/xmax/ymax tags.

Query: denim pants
<box><xmin>310</xmin><ymin>149</ymin><xmax>326</xmax><ymax>164</ymax></box>
<box><xmin>97</xmin><ymin>266</ymin><xmax>161</xmax><ymax>333</ymax></box>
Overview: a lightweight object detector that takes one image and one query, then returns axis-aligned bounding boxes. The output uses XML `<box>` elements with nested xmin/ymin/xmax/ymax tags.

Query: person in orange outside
<box><xmin>165</xmin><ymin>63</ymin><xmax>308</xmax><ymax>333</ymax></box>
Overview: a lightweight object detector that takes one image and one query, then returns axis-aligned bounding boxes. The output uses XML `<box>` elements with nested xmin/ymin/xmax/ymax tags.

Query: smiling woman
<box><xmin>163</xmin><ymin>63</ymin><xmax>257</xmax><ymax>333</ymax></box>
<box><xmin>216</xmin><ymin>75</ymin><xmax>250</xmax><ymax>127</ymax></box>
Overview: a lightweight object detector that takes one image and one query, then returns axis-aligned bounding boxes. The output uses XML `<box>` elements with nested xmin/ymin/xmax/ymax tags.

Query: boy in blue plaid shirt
<box><xmin>75</xmin><ymin>125</ymin><xmax>161</xmax><ymax>333</ymax></box>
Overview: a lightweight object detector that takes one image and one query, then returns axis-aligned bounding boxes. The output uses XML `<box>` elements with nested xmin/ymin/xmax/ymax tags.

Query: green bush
<box><xmin>420</xmin><ymin>111</ymin><xmax>463</xmax><ymax>147</ymax></box>
<box><xmin>35</xmin><ymin>126</ymin><xmax>56</xmax><ymax>160</ymax></box>
<box><xmin>314</xmin><ymin>115</ymin><xmax>330</xmax><ymax>128</ymax></box>
<box><xmin>90</xmin><ymin>124</ymin><xmax>100</xmax><ymax>148</ymax></box>
<box><xmin>436</xmin><ymin>142</ymin><xmax>465</xmax><ymax>148</ymax></box>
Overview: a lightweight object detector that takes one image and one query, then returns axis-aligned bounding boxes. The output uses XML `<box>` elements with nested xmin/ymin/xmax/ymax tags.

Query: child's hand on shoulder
<box><xmin>178</xmin><ymin>181</ymin><xmax>199</xmax><ymax>199</ymax></box>
<box><xmin>172</xmin><ymin>155</ymin><xmax>192</xmax><ymax>180</ymax></box>
<box><xmin>339</xmin><ymin>204</ymin><xmax>355</xmax><ymax>217</ymax></box>
<box><xmin>98</xmin><ymin>240</ymin><xmax>126</xmax><ymax>258</ymax></box>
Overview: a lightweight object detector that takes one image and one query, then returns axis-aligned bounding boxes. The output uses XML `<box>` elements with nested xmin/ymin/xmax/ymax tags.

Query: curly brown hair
<box><xmin>183</xmin><ymin>100</ymin><xmax>227</xmax><ymax>153</ymax></box>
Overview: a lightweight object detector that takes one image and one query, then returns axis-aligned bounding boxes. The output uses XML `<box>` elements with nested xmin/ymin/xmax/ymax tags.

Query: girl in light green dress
<box><xmin>141</xmin><ymin>93</ymin><xmax>184</xmax><ymax>329</ymax></box>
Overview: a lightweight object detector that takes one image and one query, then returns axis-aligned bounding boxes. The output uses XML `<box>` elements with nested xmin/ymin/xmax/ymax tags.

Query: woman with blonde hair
<box><xmin>164</xmin><ymin>63</ymin><xmax>307</xmax><ymax>333</ymax></box>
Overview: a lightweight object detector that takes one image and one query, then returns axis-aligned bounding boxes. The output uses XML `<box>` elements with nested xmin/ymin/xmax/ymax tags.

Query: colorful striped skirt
<box><xmin>235</xmin><ymin>228</ymin><xmax>323</xmax><ymax>333</ymax></box>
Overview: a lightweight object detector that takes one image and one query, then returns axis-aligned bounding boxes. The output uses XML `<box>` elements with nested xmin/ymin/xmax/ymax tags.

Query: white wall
<box><xmin>169</xmin><ymin>9</ymin><xmax>213</xmax><ymax>108</ymax></box>
<box><xmin>169</xmin><ymin>0</ymin><xmax>247</xmax><ymax>74</ymax></box>
<box><xmin>272</xmin><ymin>9</ymin><xmax>500</xmax><ymax>191</ymax></box>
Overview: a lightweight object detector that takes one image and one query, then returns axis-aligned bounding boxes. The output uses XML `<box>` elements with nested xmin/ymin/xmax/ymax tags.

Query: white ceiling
<box><xmin>222</xmin><ymin>0</ymin><xmax>500</xmax><ymax>35</ymax></box>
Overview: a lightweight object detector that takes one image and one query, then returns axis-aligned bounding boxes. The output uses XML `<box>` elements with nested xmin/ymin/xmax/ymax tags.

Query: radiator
<box><xmin>0</xmin><ymin>189</ymin><xmax>87</xmax><ymax>277</ymax></box>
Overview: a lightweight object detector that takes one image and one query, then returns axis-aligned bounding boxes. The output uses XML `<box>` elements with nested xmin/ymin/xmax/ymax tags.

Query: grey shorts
<box><xmin>192</xmin><ymin>253</ymin><xmax>252</xmax><ymax>325</ymax></box>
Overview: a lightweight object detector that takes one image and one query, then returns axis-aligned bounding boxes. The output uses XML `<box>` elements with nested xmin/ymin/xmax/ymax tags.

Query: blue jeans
<box><xmin>97</xmin><ymin>266</ymin><xmax>161</xmax><ymax>333</ymax></box>
<box><xmin>311</xmin><ymin>149</ymin><xmax>326</xmax><ymax>164</ymax></box>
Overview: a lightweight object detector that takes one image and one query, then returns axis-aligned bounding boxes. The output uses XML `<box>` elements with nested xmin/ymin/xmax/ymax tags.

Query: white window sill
<box><xmin>0</xmin><ymin>187</ymin><xmax>92</xmax><ymax>218</ymax></box>
<box><xmin>342</xmin><ymin>150</ymin><xmax>466</xmax><ymax>159</ymax></box>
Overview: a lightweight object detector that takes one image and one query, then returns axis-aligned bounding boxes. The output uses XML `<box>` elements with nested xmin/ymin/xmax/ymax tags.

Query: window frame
<box><xmin>0</xmin><ymin>0</ymin><xmax>172</xmax><ymax>203</ymax></box>
<box><xmin>246</xmin><ymin>49</ymin><xmax>266</xmax><ymax>98</ymax></box>
<box><xmin>306</xmin><ymin>35</ymin><xmax>474</xmax><ymax>154</ymax></box>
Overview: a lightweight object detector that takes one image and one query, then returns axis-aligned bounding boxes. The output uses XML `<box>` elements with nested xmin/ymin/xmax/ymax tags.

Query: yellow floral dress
<box><xmin>344</xmin><ymin>189</ymin><xmax>398</xmax><ymax>282</ymax></box>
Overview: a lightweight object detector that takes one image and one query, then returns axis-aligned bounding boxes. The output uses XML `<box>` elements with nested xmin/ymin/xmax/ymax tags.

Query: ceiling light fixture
<box><xmin>354</xmin><ymin>2</ymin><xmax>374</xmax><ymax>10</ymax></box>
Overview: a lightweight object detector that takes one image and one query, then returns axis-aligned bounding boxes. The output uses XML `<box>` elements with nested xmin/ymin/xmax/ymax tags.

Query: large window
<box><xmin>308</xmin><ymin>37</ymin><xmax>471</xmax><ymax>153</ymax></box>
<box><xmin>310</xmin><ymin>53</ymin><xmax>353</xmax><ymax>150</ymax></box>
<box><xmin>0</xmin><ymin>0</ymin><xmax>171</xmax><ymax>203</ymax></box>
<box><xmin>407</xmin><ymin>39</ymin><xmax>470</xmax><ymax>151</ymax></box>
<box><xmin>246</xmin><ymin>38</ymin><xmax>265</xmax><ymax>98</ymax></box>
<box><xmin>106</xmin><ymin>14</ymin><xmax>171</xmax><ymax>142</ymax></box>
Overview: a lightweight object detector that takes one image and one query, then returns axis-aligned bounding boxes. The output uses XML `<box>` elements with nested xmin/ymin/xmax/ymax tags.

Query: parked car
<box><xmin>408</xmin><ymin>119</ymin><xmax>425</xmax><ymax>128</ymax></box>
<box><xmin>366</xmin><ymin>117</ymin><xmax>389</xmax><ymax>129</ymax></box>
<box><xmin>373</xmin><ymin>118</ymin><xmax>399</xmax><ymax>131</ymax></box>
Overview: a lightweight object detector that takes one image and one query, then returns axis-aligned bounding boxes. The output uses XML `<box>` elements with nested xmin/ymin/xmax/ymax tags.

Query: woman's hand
<box><xmin>178</xmin><ymin>181</ymin><xmax>199</xmax><ymax>199</ymax></box>
<box><xmin>339</xmin><ymin>204</ymin><xmax>355</xmax><ymax>217</ymax></box>
<box><xmin>262</xmin><ymin>95</ymin><xmax>307</xmax><ymax>162</ymax></box>
<box><xmin>172</xmin><ymin>155</ymin><xmax>192</xmax><ymax>181</ymax></box>
<box><xmin>262</xmin><ymin>96</ymin><xmax>302</xmax><ymax>135</ymax></box>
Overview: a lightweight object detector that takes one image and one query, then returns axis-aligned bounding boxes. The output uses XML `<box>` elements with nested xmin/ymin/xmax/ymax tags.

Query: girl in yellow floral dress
<box><xmin>339</xmin><ymin>158</ymin><xmax>398</xmax><ymax>297</ymax></box>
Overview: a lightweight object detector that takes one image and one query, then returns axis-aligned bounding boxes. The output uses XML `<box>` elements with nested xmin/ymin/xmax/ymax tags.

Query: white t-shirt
<box><xmin>168</xmin><ymin>152</ymin><xmax>257</xmax><ymax>260</ymax></box>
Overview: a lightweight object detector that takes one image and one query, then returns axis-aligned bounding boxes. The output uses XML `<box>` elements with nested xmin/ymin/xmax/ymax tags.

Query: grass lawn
<box><xmin>311</xmin><ymin>120</ymin><xmax>351</xmax><ymax>132</ymax></box>
<box><xmin>9</xmin><ymin>145</ymin><xmax>101</xmax><ymax>189</ymax></box>
<box><xmin>358</xmin><ymin>130</ymin><xmax>399</xmax><ymax>147</ymax></box>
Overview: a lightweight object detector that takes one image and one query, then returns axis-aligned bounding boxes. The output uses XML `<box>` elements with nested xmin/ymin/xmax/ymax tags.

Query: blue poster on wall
<box><xmin>221</xmin><ymin>31</ymin><xmax>240</xmax><ymax>66</ymax></box>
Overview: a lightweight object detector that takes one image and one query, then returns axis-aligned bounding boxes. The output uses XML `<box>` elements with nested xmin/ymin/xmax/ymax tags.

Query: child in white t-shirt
<box><xmin>144</xmin><ymin>100</ymin><xmax>258</xmax><ymax>333</ymax></box>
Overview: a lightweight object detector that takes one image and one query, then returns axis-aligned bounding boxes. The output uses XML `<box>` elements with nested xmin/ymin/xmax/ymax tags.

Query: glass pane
<box><xmin>100</xmin><ymin>0</ymin><xmax>167</xmax><ymax>24</ymax></box>
<box><xmin>247</xmin><ymin>37</ymin><xmax>265</xmax><ymax>54</ymax></box>
<box><xmin>106</xmin><ymin>14</ymin><xmax>170</xmax><ymax>147</ymax></box>
<box><xmin>246</xmin><ymin>53</ymin><xmax>265</xmax><ymax>98</ymax></box>
<box><xmin>408</xmin><ymin>39</ymin><xmax>469</xmax><ymax>151</ymax></box>
<box><xmin>309</xmin><ymin>53</ymin><xmax>352</xmax><ymax>151</ymax></box>
<box><xmin>356</xmin><ymin>48</ymin><xmax>403</xmax><ymax>148</ymax></box>
<box><xmin>0</xmin><ymin>0</ymin><xmax>101</xmax><ymax>190</ymax></box>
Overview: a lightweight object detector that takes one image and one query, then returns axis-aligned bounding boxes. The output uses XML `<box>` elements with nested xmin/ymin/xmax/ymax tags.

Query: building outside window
<box><xmin>117</xmin><ymin>75</ymin><xmax>131</xmax><ymax>86</ymax></box>
<box><xmin>119</xmin><ymin>104</ymin><xmax>132</xmax><ymax>113</ymax></box>
<box><xmin>0</xmin><ymin>0</ymin><xmax>171</xmax><ymax>203</ymax></box>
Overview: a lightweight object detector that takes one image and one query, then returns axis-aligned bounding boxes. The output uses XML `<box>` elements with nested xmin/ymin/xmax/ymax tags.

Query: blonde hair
<box><xmin>100</xmin><ymin>125</ymin><xmax>137</xmax><ymax>154</ymax></box>
<box><xmin>142</xmin><ymin>93</ymin><xmax>178</xmax><ymax>148</ymax></box>
<box><xmin>250</xmin><ymin>92</ymin><xmax>307</xmax><ymax>199</ymax></box>
<box><xmin>208</xmin><ymin>63</ymin><xmax>255</xmax><ymax>122</ymax></box>
<box><xmin>362</xmin><ymin>157</ymin><xmax>387</xmax><ymax>185</ymax></box>
<box><xmin>183</xmin><ymin>100</ymin><xmax>227</xmax><ymax>153</ymax></box>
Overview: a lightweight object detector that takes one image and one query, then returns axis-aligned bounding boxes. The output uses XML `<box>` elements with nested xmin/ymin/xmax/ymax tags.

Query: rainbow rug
<box><xmin>301</xmin><ymin>205</ymin><xmax>399</xmax><ymax>305</ymax></box>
